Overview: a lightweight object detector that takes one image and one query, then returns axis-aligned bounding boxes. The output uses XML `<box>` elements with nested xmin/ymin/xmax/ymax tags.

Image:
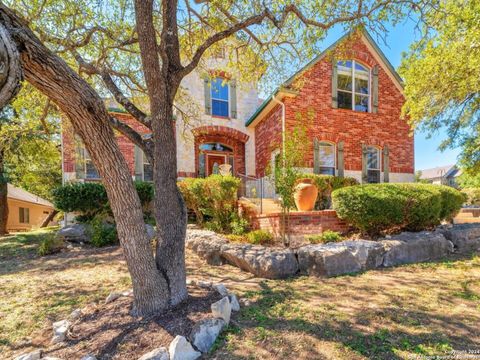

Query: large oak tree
<box><xmin>0</xmin><ymin>0</ymin><xmax>434</xmax><ymax>315</ymax></box>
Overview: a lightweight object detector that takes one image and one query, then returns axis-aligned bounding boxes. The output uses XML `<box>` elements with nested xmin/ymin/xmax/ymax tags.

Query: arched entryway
<box><xmin>193</xmin><ymin>126</ymin><xmax>249</xmax><ymax>177</ymax></box>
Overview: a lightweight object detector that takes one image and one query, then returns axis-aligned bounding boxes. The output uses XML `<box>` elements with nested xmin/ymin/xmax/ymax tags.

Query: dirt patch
<box><xmin>40</xmin><ymin>285</ymin><xmax>222</xmax><ymax>359</ymax></box>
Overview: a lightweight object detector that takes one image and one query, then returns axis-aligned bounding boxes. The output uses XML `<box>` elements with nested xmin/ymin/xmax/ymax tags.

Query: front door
<box><xmin>206</xmin><ymin>154</ymin><xmax>226</xmax><ymax>176</ymax></box>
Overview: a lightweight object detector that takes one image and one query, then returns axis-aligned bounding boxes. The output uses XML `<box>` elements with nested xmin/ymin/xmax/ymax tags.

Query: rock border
<box><xmin>16</xmin><ymin>282</ymin><xmax>241</xmax><ymax>360</ymax></box>
<box><xmin>187</xmin><ymin>224</ymin><xmax>480</xmax><ymax>279</ymax></box>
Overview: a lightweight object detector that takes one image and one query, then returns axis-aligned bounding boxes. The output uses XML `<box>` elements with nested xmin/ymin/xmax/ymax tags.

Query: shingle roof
<box><xmin>7</xmin><ymin>183</ymin><xmax>54</xmax><ymax>208</ymax></box>
<box><xmin>419</xmin><ymin>165</ymin><xmax>458</xmax><ymax>180</ymax></box>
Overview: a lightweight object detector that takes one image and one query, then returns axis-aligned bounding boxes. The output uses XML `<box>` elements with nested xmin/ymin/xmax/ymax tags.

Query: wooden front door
<box><xmin>206</xmin><ymin>154</ymin><xmax>226</xmax><ymax>176</ymax></box>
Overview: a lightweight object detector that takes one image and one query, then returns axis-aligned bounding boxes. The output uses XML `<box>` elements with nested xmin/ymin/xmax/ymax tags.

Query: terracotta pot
<box><xmin>294</xmin><ymin>178</ymin><xmax>318</xmax><ymax>211</ymax></box>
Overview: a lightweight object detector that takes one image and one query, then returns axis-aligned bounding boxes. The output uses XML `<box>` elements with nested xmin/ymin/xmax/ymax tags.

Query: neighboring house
<box><xmin>418</xmin><ymin>164</ymin><xmax>461</xmax><ymax>187</ymax></box>
<box><xmin>61</xmin><ymin>29</ymin><xmax>414</xmax><ymax>186</ymax></box>
<box><xmin>6</xmin><ymin>183</ymin><xmax>56</xmax><ymax>232</ymax></box>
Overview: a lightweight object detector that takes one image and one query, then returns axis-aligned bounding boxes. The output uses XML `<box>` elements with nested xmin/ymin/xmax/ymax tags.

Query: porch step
<box><xmin>453</xmin><ymin>217</ymin><xmax>480</xmax><ymax>224</ymax></box>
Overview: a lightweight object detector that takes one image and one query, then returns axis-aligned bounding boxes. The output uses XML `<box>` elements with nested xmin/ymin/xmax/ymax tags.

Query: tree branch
<box><xmin>109</xmin><ymin>115</ymin><xmax>154</xmax><ymax>162</ymax></box>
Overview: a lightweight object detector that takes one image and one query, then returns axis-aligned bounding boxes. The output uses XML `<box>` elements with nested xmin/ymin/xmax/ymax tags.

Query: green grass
<box><xmin>0</xmin><ymin>227</ymin><xmax>59</xmax><ymax>260</ymax></box>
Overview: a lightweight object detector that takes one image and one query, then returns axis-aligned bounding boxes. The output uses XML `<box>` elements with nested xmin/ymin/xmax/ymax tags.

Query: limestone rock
<box><xmin>56</xmin><ymin>224</ymin><xmax>91</xmax><ymax>243</ymax></box>
<box><xmin>213</xmin><ymin>283</ymin><xmax>229</xmax><ymax>296</ymax></box>
<box><xmin>138</xmin><ymin>347</ymin><xmax>169</xmax><ymax>360</ymax></box>
<box><xmin>211</xmin><ymin>296</ymin><xmax>232</xmax><ymax>324</ymax></box>
<box><xmin>105</xmin><ymin>291</ymin><xmax>122</xmax><ymax>304</ymax></box>
<box><xmin>381</xmin><ymin>231</ymin><xmax>453</xmax><ymax>267</ymax></box>
<box><xmin>70</xmin><ymin>308</ymin><xmax>82</xmax><ymax>320</ymax></box>
<box><xmin>186</xmin><ymin>229</ymin><xmax>228</xmax><ymax>265</ymax></box>
<box><xmin>189</xmin><ymin>318</ymin><xmax>225</xmax><ymax>353</ymax></box>
<box><xmin>229</xmin><ymin>294</ymin><xmax>240</xmax><ymax>312</ymax></box>
<box><xmin>51</xmin><ymin>319</ymin><xmax>70</xmax><ymax>344</ymax></box>
<box><xmin>441</xmin><ymin>224</ymin><xmax>480</xmax><ymax>254</ymax></box>
<box><xmin>297</xmin><ymin>240</ymin><xmax>385</xmax><ymax>277</ymax></box>
<box><xmin>80</xmin><ymin>356</ymin><xmax>97</xmax><ymax>360</ymax></box>
<box><xmin>14</xmin><ymin>350</ymin><xmax>41</xmax><ymax>360</ymax></box>
<box><xmin>169</xmin><ymin>335</ymin><xmax>201</xmax><ymax>360</ymax></box>
<box><xmin>145</xmin><ymin>224</ymin><xmax>156</xmax><ymax>241</ymax></box>
<box><xmin>220</xmin><ymin>244</ymin><xmax>298</xmax><ymax>279</ymax></box>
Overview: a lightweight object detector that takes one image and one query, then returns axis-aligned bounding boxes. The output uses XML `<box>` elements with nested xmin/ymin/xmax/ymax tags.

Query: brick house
<box><xmin>62</xmin><ymin>29</ymin><xmax>414</xmax><ymax>186</ymax></box>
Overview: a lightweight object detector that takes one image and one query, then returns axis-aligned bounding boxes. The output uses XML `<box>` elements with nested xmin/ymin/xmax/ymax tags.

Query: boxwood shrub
<box><xmin>332</xmin><ymin>183</ymin><xmax>466</xmax><ymax>236</ymax></box>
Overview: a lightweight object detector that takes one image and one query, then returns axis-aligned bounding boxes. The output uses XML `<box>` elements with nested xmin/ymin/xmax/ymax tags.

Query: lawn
<box><xmin>1</xmin><ymin>229</ymin><xmax>479</xmax><ymax>359</ymax></box>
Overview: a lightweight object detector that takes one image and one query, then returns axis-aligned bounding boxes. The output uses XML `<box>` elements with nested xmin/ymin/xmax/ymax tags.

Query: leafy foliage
<box><xmin>37</xmin><ymin>232</ymin><xmax>64</xmax><ymax>256</ymax></box>
<box><xmin>457</xmin><ymin>172</ymin><xmax>480</xmax><ymax>189</ymax></box>
<box><xmin>332</xmin><ymin>183</ymin><xmax>466</xmax><ymax>236</ymax></box>
<box><xmin>462</xmin><ymin>188</ymin><xmax>480</xmax><ymax>207</ymax></box>
<box><xmin>306</xmin><ymin>230</ymin><xmax>343</xmax><ymax>244</ymax></box>
<box><xmin>246</xmin><ymin>230</ymin><xmax>274</xmax><ymax>245</ymax></box>
<box><xmin>178</xmin><ymin>175</ymin><xmax>242</xmax><ymax>233</ymax></box>
<box><xmin>400</xmin><ymin>0</ymin><xmax>480</xmax><ymax>173</ymax></box>
<box><xmin>89</xmin><ymin>215</ymin><xmax>118</xmax><ymax>247</ymax></box>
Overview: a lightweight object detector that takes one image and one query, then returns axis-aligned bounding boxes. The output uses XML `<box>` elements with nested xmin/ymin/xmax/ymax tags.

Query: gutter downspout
<box><xmin>271</xmin><ymin>94</ymin><xmax>285</xmax><ymax>167</ymax></box>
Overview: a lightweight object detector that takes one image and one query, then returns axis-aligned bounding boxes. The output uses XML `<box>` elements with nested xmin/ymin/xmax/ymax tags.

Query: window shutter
<box><xmin>203</xmin><ymin>77</ymin><xmax>211</xmax><ymax>115</ymax></box>
<box><xmin>361</xmin><ymin>144</ymin><xmax>368</xmax><ymax>184</ymax></box>
<box><xmin>313</xmin><ymin>138</ymin><xmax>320</xmax><ymax>174</ymax></box>
<box><xmin>74</xmin><ymin>141</ymin><xmax>86</xmax><ymax>179</ymax></box>
<box><xmin>134</xmin><ymin>145</ymin><xmax>143</xmax><ymax>181</ymax></box>
<box><xmin>337</xmin><ymin>141</ymin><xmax>344</xmax><ymax>178</ymax></box>
<box><xmin>372</xmin><ymin>65</ymin><xmax>379</xmax><ymax>113</ymax></box>
<box><xmin>230</xmin><ymin>79</ymin><xmax>237</xmax><ymax>118</ymax></box>
<box><xmin>383</xmin><ymin>145</ymin><xmax>390</xmax><ymax>183</ymax></box>
<box><xmin>331</xmin><ymin>59</ymin><xmax>338</xmax><ymax>108</ymax></box>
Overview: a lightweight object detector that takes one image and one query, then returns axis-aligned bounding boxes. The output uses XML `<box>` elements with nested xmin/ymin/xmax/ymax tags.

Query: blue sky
<box><xmin>267</xmin><ymin>18</ymin><xmax>460</xmax><ymax>171</ymax></box>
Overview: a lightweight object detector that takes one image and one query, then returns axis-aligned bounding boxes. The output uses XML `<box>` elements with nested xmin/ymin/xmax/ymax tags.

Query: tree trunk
<box><xmin>153</xmin><ymin>102</ymin><xmax>188</xmax><ymax>306</ymax></box>
<box><xmin>40</xmin><ymin>209</ymin><xmax>58</xmax><ymax>228</ymax></box>
<box><xmin>0</xmin><ymin>5</ymin><xmax>170</xmax><ymax>316</ymax></box>
<box><xmin>0</xmin><ymin>145</ymin><xmax>8</xmax><ymax>235</ymax></box>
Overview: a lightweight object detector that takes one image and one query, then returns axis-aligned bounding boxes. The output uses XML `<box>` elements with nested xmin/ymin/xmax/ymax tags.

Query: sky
<box><xmin>265</xmin><ymin>18</ymin><xmax>461</xmax><ymax>172</ymax></box>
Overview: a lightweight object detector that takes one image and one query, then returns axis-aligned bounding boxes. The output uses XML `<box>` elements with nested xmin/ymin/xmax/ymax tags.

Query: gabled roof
<box><xmin>245</xmin><ymin>28</ymin><xmax>404</xmax><ymax>128</ymax></box>
<box><xmin>419</xmin><ymin>165</ymin><xmax>459</xmax><ymax>180</ymax></box>
<box><xmin>7</xmin><ymin>183</ymin><xmax>54</xmax><ymax>208</ymax></box>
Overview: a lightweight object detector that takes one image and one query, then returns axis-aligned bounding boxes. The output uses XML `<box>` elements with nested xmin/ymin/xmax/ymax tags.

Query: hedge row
<box><xmin>332</xmin><ymin>183</ymin><xmax>466</xmax><ymax>236</ymax></box>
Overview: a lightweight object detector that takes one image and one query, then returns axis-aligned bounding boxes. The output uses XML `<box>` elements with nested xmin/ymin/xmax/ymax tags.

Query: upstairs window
<box><xmin>318</xmin><ymin>142</ymin><xmax>336</xmax><ymax>175</ymax></box>
<box><xmin>337</xmin><ymin>60</ymin><xmax>370</xmax><ymax>112</ymax></box>
<box><xmin>211</xmin><ymin>77</ymin><xmax>229</xmax><ymax>117</ymax></box>
<box><xmin>366</xmin><ymin>146</ymin><xmax>381</xmax><ymax>183</ymax></box>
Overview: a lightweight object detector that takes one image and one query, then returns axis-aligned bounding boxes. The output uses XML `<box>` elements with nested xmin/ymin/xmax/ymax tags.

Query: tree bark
<box><xmin>0</xmin><ymin>4</ymin><xmax>170</xmax><ymax>316</ymax></box>
<box><xmin>0</xmin><ymin>145</ymin><xmax>8</xmax><ymax>235</ymax></box>
<box><xmin>40</xmin><ymin>209</ymin><xmax>58</xmax><ymax>228</ymax></box>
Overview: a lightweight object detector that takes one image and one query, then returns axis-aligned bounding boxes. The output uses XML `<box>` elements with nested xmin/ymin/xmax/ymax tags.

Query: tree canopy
<box><xmin>400</xmin><ymin>0</ymin><xmax>480</xmax><ymax>173</ymax></box>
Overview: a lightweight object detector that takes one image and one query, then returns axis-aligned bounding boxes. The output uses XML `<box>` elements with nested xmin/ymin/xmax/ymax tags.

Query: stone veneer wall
<box><xmin>252</xmin><ymin>210</ymin><xmax>349</xmax><ymax>239</ymax></box>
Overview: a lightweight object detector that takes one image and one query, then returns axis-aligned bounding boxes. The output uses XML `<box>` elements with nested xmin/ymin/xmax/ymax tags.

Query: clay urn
<box><xmin>293</xmin><ymin>178</ymin><xmax>318</xmax><ymax>211</ymax></box>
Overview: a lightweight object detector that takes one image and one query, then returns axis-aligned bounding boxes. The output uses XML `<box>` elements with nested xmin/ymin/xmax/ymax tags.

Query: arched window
<box><xmin>318</xmin><ymin>141</ymin><xmax>336</xmax><ymax>175</ymax></box>
<box><xmin>337</xmin><ymin>60</ymin><xmax>370</xmax><ymax>112</ymax></box>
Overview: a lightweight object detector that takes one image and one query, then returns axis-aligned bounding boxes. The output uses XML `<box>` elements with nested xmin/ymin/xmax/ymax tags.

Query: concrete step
<box><xmin>453</xmin><ymin>218</ymin><xmax>480</xmax><ymax>224</ymax></box>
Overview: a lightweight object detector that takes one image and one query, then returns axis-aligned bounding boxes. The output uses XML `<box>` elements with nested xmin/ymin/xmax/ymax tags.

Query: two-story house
<box><xmin>62</xmin><ymin>29</ymin><xmax>414</xmax><ymax>187</ymax></box>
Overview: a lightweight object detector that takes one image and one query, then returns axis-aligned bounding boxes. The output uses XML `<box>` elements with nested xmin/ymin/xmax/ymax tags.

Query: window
<box><xmin>84</xmin><ymin>148</ymin><xmax>100</xmax><ymax>179</ymax></box>
<box><xmin>19</xmin><ymin>207</ymin><xmax>30</xmax><ymax>224</ymax></box>
<box><xmin>366</xmin><ymin>146</ymin><xmax>381</xmax><ymax>183</ymax></box>
<box><xmin>337</xmin><ymin>60</ymin><xmax>370</xmax><ymax>112</ymax></box>
<box><xmin>318</xmin><ymin>142</ymin><xmax>336</xmax><ymax>175</ymax></box>
<box><xmin>135</xmin><ymin>146</ymin><xmax>153</xmax><ymax>182</ymax></box>
<box><xmin>198</xmin><ymin>142</ymin><xmax>234</xmax><ymax>177</ymax></box>
<box><xmin>211</xmin><ymin>77</ymin><xmax>229</xmax><ymax>117</ymax></box>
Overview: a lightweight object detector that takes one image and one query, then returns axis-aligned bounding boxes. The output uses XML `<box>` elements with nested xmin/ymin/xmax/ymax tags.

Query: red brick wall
<box><xmin>253</xmin><ymin>210</ymin><xmax>349</xmax><ymax>239</ymax></box>
<box><xmin>254</xmin><ymin>36</ymin><xmax>414</xmax><ymax>177</ymax></box>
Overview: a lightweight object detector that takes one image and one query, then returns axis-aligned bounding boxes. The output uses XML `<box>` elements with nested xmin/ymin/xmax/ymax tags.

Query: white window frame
<box><xmin>84</xmin><ymin>148</ymin><xmax>100</xmax><ymax>180</ymax></box>
<box><xmin>318</xmin><ymin>141</ymin><xmax>336</xmax><ymax>175</ymax></box>
<box><xmin>337</xmin><ymin>60</ymin><xmax>371</xmax><ymax>112</ymax></box>
<box><xmin>211</xmin><ymin>77</ymin><xmax>230</xmax><ymax>117</ymax></box>
<box><xmin>366</xmin><ymin>146</ymin><xmax>381</xmax><ymax>183</ymax></box>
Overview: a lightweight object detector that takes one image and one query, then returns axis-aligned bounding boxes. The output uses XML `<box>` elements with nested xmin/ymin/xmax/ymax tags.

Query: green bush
<box><xmin>52</xmin><ymin>181</ymin><xmax>154</xmax><ymax>219</ymax></box>
<box><xmin>332</xmin><ymin>183</ymin><xmax>465</xmax><ymax>236</ymax></box>
<box><xmin>178</xmin><ymin>175</ymin><xmax>241</xmax><ymax>233</ymax></box>
<box><xmin>38</xmin><ymin>233</ymin><xmax>64</xmax><ymax>256</ymax></box>
<box><xmin>306</xmin><ymin>230</ymin><xmax>343</xmax><ymax>244</ymax></box>
<box><xmin>246</xmin><ymin>230</ymin><xmax>274</xmax><ymax>245</ymax></box>
<box><xmin>295</xmin><ymin>174</ymin><xmax>359</xmax><ymax>210</ymax></box>
<box><xmin>462</xmin><ymin>188</ymin><xmax>480</xmax><ymax>206</ymax></box>
<box><xmin>89</xmin><ymin>215</ymin><xmax>118</xmax><ymax>247</ymax></box>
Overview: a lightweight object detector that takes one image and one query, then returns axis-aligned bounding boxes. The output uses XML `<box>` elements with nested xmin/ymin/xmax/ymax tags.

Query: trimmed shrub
<box><xmin>462</xmin><ymin>188</ymin><xmax>480</xmax><ymax>206</ymax></box>
<box><xmin>178</xmin><ymin>175</ymin><xmax>242</xmax><ymax>233</ymax></box>
<box><xmin>89</xmin><ymin>214</ymin><xmax>118</xmax><ymax>247</ymax></box>
<box><xmin>246</xmin><ymin>230</ymin><xmax>274</xmax><ymax>245</ymax></box>
<box><xmin>306</xmin><ymin>230</ymin><xmax>343</xmax><ymax>244</ymax></box>
<box><xmin>295</xmin><ymin>174</ymin><xmax>359</xmax><ymax>210</ymax></box>
<box><xmin>332</xmin><ymin>183</ymin><xmax>465</xmax><ymax>236</ymax></box>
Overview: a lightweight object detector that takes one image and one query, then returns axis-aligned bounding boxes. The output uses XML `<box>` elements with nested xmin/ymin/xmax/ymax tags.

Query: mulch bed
<box><xmin>36</xmin><ymin>285</ymin><xmax>222</xmax><ymax>360</ymax></box>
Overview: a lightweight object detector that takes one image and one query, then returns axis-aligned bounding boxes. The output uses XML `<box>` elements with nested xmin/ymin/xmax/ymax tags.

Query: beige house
<box><xmin>6</xmin><ymin>184</ymin><xmax>56</xmax><ymax>232</ymax></box>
